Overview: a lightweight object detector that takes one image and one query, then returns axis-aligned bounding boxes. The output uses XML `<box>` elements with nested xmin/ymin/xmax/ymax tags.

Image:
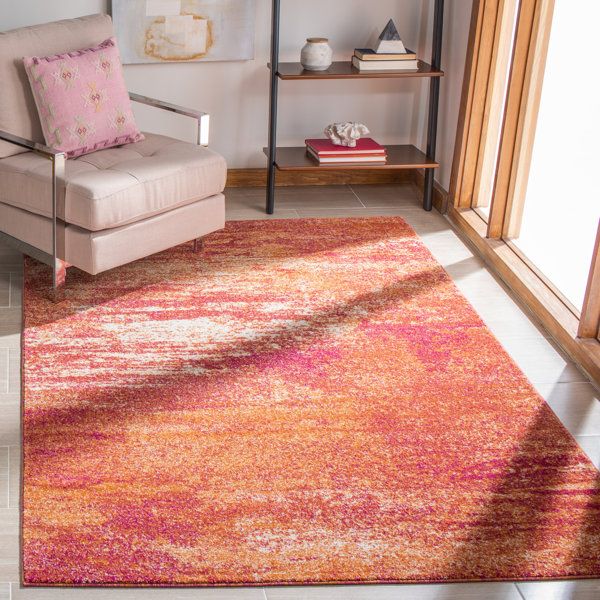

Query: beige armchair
<box><xmin>0</xmin><ymin>14</ymin><xmax>226</xmax><ymax>292</ymax></box>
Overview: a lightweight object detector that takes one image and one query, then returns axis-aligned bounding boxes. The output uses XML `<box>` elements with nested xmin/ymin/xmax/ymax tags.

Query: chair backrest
<box><xmin>0</xmin><ymin>14</ymin><xmax>114</xmax><ymax>158</ymax></box>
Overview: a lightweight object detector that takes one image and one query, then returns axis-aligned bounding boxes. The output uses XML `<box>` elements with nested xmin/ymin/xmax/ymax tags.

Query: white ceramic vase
<box><xmin>300</xmin><ymin>38</ymin><xmax>333</xmax><ymax>71</ymax></box>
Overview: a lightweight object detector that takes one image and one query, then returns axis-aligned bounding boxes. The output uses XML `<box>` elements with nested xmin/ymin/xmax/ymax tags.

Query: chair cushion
<box><xmin>0</xmin><ymin>194</ymin><xmax>225</xmax><ymax>275</ymax></box>
<box><xmin>0</xmin><ymin>14</ymin><xmax>114</xmax><ymax>158</ymax></box>
<box><xmin>23</xmin><ymin>37</ymin><xmax>144</xmax><ymax>158</ymax></box>
<box><xmin>0</xmin><ymin>133</ymin><xmax>227</xmax><ymax>231</ymax></box>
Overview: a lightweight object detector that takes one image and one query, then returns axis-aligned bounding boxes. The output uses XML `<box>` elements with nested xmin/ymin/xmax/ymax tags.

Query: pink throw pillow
<box><xmin>23</xmin><ymin>37</ymin><xmax>144</xmax><ymax>158</ymax></box>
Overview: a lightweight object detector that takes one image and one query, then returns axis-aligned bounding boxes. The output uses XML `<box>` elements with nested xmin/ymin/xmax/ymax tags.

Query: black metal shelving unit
<box><xmin>265</xmin><ymin>0</ymin><xmax>445</xmax><ymax>214</ymax></box>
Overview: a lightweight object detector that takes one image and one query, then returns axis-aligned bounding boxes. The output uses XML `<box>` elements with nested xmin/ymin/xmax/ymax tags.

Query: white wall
<box><xmin>0</xmin><ymin>0</ymin><xmax>472</xmax><ymax>190</ymax></box>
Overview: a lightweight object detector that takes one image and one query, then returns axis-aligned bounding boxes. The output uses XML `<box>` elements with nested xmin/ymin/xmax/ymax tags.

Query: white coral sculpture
<box><xmin>324</xmin><ymin>122</ymin><xmax>370</xmax><ymax>147</ymax></box>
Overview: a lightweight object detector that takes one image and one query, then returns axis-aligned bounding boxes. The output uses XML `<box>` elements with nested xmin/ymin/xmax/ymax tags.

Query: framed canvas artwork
<box><xmin>111</xmin><ymin>0</ymin><xmax>256</xmax><ymax>64</ymax></box>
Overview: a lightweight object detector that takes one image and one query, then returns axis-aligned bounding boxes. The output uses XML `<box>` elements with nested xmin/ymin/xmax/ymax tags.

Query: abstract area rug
<box><xmin>22</xmin><ymin>217</ymin><xmax>600</xmax><ymax>586</ymax></box>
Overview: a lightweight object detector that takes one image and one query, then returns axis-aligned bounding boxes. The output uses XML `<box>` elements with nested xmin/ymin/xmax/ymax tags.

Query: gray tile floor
<box><xmin>1</xmin><ymin>183</ymin><xmax>599</xmax><ymax>599</ymax></box>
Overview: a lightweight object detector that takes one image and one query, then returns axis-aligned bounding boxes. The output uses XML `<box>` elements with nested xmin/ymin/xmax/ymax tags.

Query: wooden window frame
<box><xmin>580</xmin><ymin>223</ymin><xmax>600</xmax><ymax>340</ymax></box>
<box><xmin>487</xmin><ymin>0</ymin><xmax>555</xmax><ymax>239</ymax></box>
<box><xmin>448</xmin><ymin>0</ymin><xmax>600</xmax><ymax>384</ymax></box>
<box><xmin>472</xmin><ymin>0</ymin><xmax>519</xmax><ymax>211</ymax></box>
<box><xmin>450</xmin><ymin>0</ymin><xmax>501</xmax><ymax>209</ymax></box>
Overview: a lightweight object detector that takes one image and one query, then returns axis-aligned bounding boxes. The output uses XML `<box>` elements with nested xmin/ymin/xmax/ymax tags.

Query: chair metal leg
<box><xmin>51</xmin><ymin>259</ymin><xmax>68</xmax><ymax>302</ymax></box>
<box><xmin>193</xmin><ymin>238</ymin><xmax>204</xmax><ymax>253</ymax></box>
<box><xmin>51</xmin><ymin>153</ymin><xmax>67</xmax><ymax>298</ymax></box>
<box><xmin>0</xmin><ymin>138</ymin><xmax>67</xmax><ymax>298</ymax></box>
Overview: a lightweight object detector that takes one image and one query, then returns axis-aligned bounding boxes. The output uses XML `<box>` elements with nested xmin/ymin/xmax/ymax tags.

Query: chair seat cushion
<box><xmin>0</xmin><ymin>132</ymin><xmax>227</xmax><ymax>231</ymax></box>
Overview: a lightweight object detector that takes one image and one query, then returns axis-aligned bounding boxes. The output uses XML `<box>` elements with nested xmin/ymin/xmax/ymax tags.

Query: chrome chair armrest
<box><xmin>0</xmin><ymin>129</ymin><xmax>66</xmax><ymax>292</ymax></box>
<box><xmin>129</xmin><ymin>92</ymin><xmax>210</xmax><ymax>146</ymax></box>
<box><xmin>0</xmin><ymin>129</ymin><xmax>65</xmax><ymax>158</ymax></box>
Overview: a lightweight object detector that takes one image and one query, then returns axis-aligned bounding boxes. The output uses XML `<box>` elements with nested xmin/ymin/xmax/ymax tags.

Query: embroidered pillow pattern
<box><xmin>23</xmin><ymin>38</ymin><xmax>144</xmax><ymax>158</ymax></box>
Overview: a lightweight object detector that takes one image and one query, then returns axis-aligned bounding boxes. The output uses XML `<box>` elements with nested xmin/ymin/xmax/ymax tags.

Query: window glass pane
<box><xmin>509</xmin><ymin>0</ymin><xmax>600</xmax><ymax>312</ymax></box>
<box><xmin>473</xmin><ymin>2</ymin><xmax>519</xmax><ymax>222</ymax></box>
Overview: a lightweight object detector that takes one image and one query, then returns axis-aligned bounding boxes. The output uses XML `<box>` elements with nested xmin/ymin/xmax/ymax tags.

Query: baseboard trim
<box><xmin>226</xmin><ymin>168</ymin><xmax>449</xmax><ymax>214</ymax></box>
<box><xmin>412</xmin><ymin>169</ymin><xmax>449</xmax><ymax>214</ymax></box>
<box><xmin>226</xmin><ymin>168</ymin><xmax>412</xmax><ymax>188</ymax></box>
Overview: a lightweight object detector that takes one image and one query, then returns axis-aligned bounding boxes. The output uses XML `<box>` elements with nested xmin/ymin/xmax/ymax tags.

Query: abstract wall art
<box><xmin>111</xmin><ymin>0</ymin><xmax>256</xmax><ymax>64</ymax></box>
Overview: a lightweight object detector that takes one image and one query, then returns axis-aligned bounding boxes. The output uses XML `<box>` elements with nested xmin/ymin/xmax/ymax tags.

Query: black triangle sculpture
<box><xmin>375</xmin><ymin>19</ymin><xmax>406</xmax><ymax>54</ymax></box>
<box><xmin>379</xmin><ymin>19</ymin><xmax>401</xmax><ymax>41</ymax></box>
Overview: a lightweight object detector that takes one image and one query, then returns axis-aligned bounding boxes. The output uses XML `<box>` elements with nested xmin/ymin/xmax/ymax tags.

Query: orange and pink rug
<box><xmin>22</xmin><ymin>218</ymin><xmax>600</xmax><ymax>586</ymax></box>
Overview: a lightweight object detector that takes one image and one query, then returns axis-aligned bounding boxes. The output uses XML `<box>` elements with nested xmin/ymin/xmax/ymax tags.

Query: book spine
<box><xmin>306</xmin><ymin>146</ymin><xmax>386</xmax><ymax>156</ymax></box>
<box><xmin>308</xmin><ymin>151</ymin><xmax>387</xmax><ymax>157</ymax></box>
<box><xmin>354</xmin><ymin>51</ymin><xmax>417</xmax><ymax>61</ymax></box>
<box><xmin>308</xmin><ymin>149</ymin><xmax>388</xmax><ymax>164</ymax></box>
<box><xmin>352</xmin><ymin>56</ymin><xmax>419</xmax><ymax>71</ymax></box>
<box><xmin>313</xmin><ymin>152</ymin><xmax>386</xmax><ymax>159</ymax></box>
<box><xmin>317</xmin><ymin>159</ymin><xmax>388</xmax><ymax>164</ymax></box>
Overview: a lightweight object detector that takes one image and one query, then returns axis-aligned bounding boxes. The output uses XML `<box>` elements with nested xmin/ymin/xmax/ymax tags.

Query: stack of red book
<box><xmin>305</xmin><ymin>138</ymin><xmax>387</xmax><ymax>165</ymax></box>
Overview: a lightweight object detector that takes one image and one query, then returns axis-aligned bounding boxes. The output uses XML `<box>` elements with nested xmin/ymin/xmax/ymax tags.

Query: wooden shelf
<box><xmin>264</xmin><ymin>1</ymin><xmax>445</xmax><ymax>212</ymax></box>
<box><xmin>274</xmin><ymin>60</ymin><xmax>444</xmax><ymax>80</ymax></box>
<box><xmin>263</xmin><ymin>145</ymin><xmax>439</xmax><ymax>171</ymax></box>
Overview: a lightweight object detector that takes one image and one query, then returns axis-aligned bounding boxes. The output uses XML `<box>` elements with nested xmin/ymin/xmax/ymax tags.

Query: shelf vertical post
<box><xmin>423</xmin><ymin>0</ymin><xmax>444</xmax><ymax>211</ymax></box>
<box><xmin>266</xmin><ymin>0</ymin><xmax>281</xmax><ymax>214</ymax></box>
